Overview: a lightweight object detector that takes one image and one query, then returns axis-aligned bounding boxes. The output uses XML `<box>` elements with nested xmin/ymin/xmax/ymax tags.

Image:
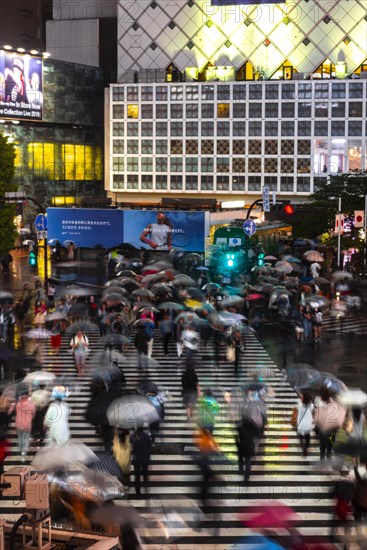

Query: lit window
<box><xmin>127</xmin><ymin>105</ymin><xmax>139</xmax><ymax>118</ymax></box>
<box><xmin>217</xmin><ymin>103</ymin><xmax>230</xmax><ymax>118</ymax></box>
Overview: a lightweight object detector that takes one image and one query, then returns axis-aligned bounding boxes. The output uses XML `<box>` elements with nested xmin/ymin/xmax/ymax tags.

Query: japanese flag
<box><xmin>335</xmin><ymin>214</ymin><xmax>344</xmax><ymax>233</ymax></box>
<box><xmin>354</xmin><ymin>211</ymin><xmax>364</xmax><ymax>228</ymax></box>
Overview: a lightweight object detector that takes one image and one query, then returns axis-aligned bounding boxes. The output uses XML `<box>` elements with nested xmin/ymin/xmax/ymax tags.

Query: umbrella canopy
<box><xmin>60</xmin><ymin>285</ymin><xmax>92</xmax><ymax>297</ymax></box>
<box><xmin>115</xmin><ymin>270</ymin><xmax>137</xmax><ymax>279</ymax></box>
<box><xmin>87</xmin><ymin>452</ymin><xmax>123</xmax><ymax>479</ymax></box>
<box><xmin>32</xmin><ymin>440</ymin><xmax>97</xmax><ymax>471</ymax></box>
<box><xmin>202</xmin><ymin>282</ymin><xmax>221</xmax><ymax>293</ymax></box>
<box><xmin>104</xmin><ymin>279</ymin><xmax>129</xmax><ymax>289</ymax></box>
<box><xmin>63</xmin><ymin>239</ymin><xmax>75</xmax><ymax>248</ymax></box>
<box><xmin>312</xmin><ymin>277</ymin><xmax>330</xmax><ymax>285</ymax></box>
<box><xmin>263</xmin><ymin>255</ymin><xmax>277</xmax><ymax>261</ymax></box>
<box><xmin>173</xmin><ymin>274</ymin><xmax>196</xmax><ymax>287</ymax></box>
<box><xmin>22</xmin><ymin>239</ymin><xmax>36</xmax><ymax>247</ymax></box>
<box><xmin>0</xmin><ymin>291</ymin><xmax>14</xmax><ymax>304</ymax></box>
<box><xmin>195</xmin><ymin>266</ymin><xmax>209</xmax><ymax>270</ymax></box>
<box><xmin>99</xmin><ymin>334</ymin><xmax>129</xmax><ymax>347</ymax></box>
<box><xmin>283</xmin><ymin>256</ymin><xmax>301</xmax><ymax>263</ymax></box>
<box><xmin>275</xmin><ymin>261</ymin><xmax>293</xmax><ymax>274</ymax></box>
<box><xmin>102</xmin><ymin>286</ymin><xmax>128</xmax><ymax>296</ymax></box>
<box><xmin>301</xmin><ymin>294</ymin><xmax>330</xmax><ymax>311</ymax></box>
<box><xmin>241</xmin><ymin>501</ymin><xmax>299</xmax><ymax>528</ymax></box>
<box><xmin>331</xmin><ymin>270</ymin><xmax>353</xmax><ymax>281</ymax></box>
<box><xmin>143</xmin><ymin>260</ymin><xmax>173</xmax><ymax>272</ymax></box>
<box><xmin>221</xmin><ymin>295</ymin><xmax>244</xmax><ymax>307</ymax></box>
<box><xmin>105</xmin><ymin>312</ymin><xmax>129</xmax><ymax>325</ymax></box>
<box><xmin>102</xmin><ymin>293</ymin><xmax>130</xmax><ymax>304</ymax></box>
<box><xmin>175</xmin><ymin>311</ymin><xmax>200</xmax><ymax>324</ymax></box>
<box><xmin>158</xmin><ymin>301</ymin><xmax>185</xmax><ymax>311</ymax></box>
<box><xmin>68</xmin><ymin>302</ymin><xmax>88</xmax><ymax>318</ymax></box>
<box><xmin>45</xmin><ymin>311</ymin><xmax>67</xmax><ymax>322</ymax></box>
<box><xmin>66</xmin><ymin>320</ymin><xmax>97</xmax><ymax>335</ymax></box>
<box><xmin>24</xmin><ymin>371</ymin><xmax>56</xmax><ymax>385</ymax></box>
<box><xmin>150</xmin><ymin>283</ymin><xmax>173</xmax><ymax>296</ymax></box>
<box><xmin>134</xmin><ymin>318</ymin><xmax>155</xmax><ymax>328</ymax></box>
<box><xmin>185</xmin><ymin>287</ymin><xmax>204</xmax><ymax>301</ymax></box>
<box><xmin>132</xmin><ymin>288</ymin><xmax>154</xmax><ymax>300</ymax></box>
<box><xmin>26</xmin><ymin>328</ymin><xmax>53</xmax><ymax>339</ymax></box>
<box><xmin>138</xmin><ymin>380</ymin><xmax>160</xmax><ymax>395</ymax></box>
<box><xmin>303</xmin><ymin>250</ymin><xmax>324</xmax><ymax>262</ymax></box>
<box><xmin>107</xmin><ymin>394</ymin><xmax>160</xmax><ymax>429</ymax></box>
<box><xmin>286</xmin><ymin>365</ymin><xmax>322</xmax><ymax>389</ymax></box>
<box><xmin>338</xmin><ymin>388</ymin><xmax>367</xmax><ymax>408</ymax></box>
<box><xmin>116</xmin><ymin>278</ymin><xmax>141</xmax><ymax>291</ymax></box>
<box><xmin>85</xmin><ymin>391</ymin><xmax>122</xmax><ymax>427</ymax></box>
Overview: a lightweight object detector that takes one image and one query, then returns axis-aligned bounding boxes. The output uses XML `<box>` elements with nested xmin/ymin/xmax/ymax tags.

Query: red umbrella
<box><xmin>246</xmin><ymin>293</ymin><xmax>266</xmax><ymax>301</ymax></box>
<box><xmin>240</xmin><ymin>501</ymin><xmax>299</xmax><ymax>528</ymax></box>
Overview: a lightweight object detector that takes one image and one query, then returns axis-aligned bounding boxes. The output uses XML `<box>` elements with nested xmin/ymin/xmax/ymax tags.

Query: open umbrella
<box><xmin>105</xmin><ymin>279</ymin><xmax>129</xmax><ymax>289</ymax></box>
<box><xmin>45</xmin><ymin>311</ymin><xmax>67</xmax><ymax>322</ymax></box>
<box><xmin>66</xmin><ymin>320</ymin><xmax>97</xmax><ymax>335</ymax></box>
<box><xmin>68</xmin><ymin>302</ymin><xmax>88</xmax><ymax>318</ymax></box>
<box><xmin>143</xmin><ymin>260</ymin><xmax>173</xmax><ymax>272</ymax></box>
<box><xmin>107</xmin><ymin>394</ymin><xmax>160</xmax><ymax>429</ymax></box>
<box><xmin>32</xmin><ymin>440</ymin><xmax>97</xmax><ymax>471</ymax></box>
<box><xmin>331</xmin><ymin>270</ymin><xmax>353</xmax><ymax>281</ymax></box>
<box><xmin>158</xmin><ymin>301</ymin><xmax>185</xmax><ymax>311</ymax></box>
<box><xmin>202</xmin><ymin>283</ymin><xmax>221</xmax><ymax>293</ymax></box>
<box><xmin>312</xmin><ymin>277</ymin><xmax>330</xmax><ymax>285</ymax></box>
<box><xmin>173</xmin><ymin>274</ymin><xmax>196</xmax><ymax>287</ymax></box>
<box><xmin>26</xmin><ymin>328</ymin><xmax>53</xmax><ymax>339</ymax></box>
<box><xmin>185</xmin><ymin>287</ymin><xmax>204</xmax><ymax>301</ymax></box>
<box><xmin>150</xmin><ymin>283</ymin><xmax>173</xmax><ymax>295</ymax></box>
<box><xmin>132</xmin><ymin>288</ymin><xmax>154</xmax><ymax>300</ymax></box>
<box><xmin>60</xmin><ymin>285</ymin><xmax>93</xmax><ymax>297</ymax></box>
<box><xmin>338</xmin><ymin>388</ymin><xmax>367</xmax><ymax>408</ymax></box>
<box><xmin>175</xmin><ymin>311</ymin><xmax>199</xmax><ymax>324</ymax></box>
<box><xmin>117</xmin><ymin>278</ymin><xmax>141</xmax><ymax>291</ymax></box>
<box><xmin>99</xmin><ymin>334</ymin><xmax>129</xmax><ymax>347</ymax></box>
<box><xmin>85</xmin><ymin>391</ymin><xmax>122</xmax><ymax>427</ymax></box>
<box><xmin>221</xmin><ymin>295</ymin><xmax>244</xmax><ymax>307</ymax></box>
<box><xmin>303</xmin><ymin>251</ymin><xmax>324</xmax><ymax>262</ymax></box>
<box><xmin>264</xmin><ymin>255</ymin><xmax>277</xmax><ymax>261</ymax></box>
<box><xmin>134</xmin><ymin>318</ymin><xmax>155</xmax><ymax>328</ymax></box>
<box><xmin>275</xmin><ymin>261</ymin><xmax>293</xmax><ymax>274</ymax></box>
<box><xmin>283</xmin><ymin>256</ymin><xmax>301</xmax><ymax>263</ymax></box>
<box><xmin>22</xmin><ymin>239</ymin><xmax>36</xmax><ymax>247</ymax></box>
<box><xmin>103</xmin><ymin>286</ymin><xmax>127</xmax><ymax>296</ymax></box>
<box><xmin>24</xmin><ymin>371</ymin><xmax>56</xmax><ymax>385</ymax></box>
<box><xmin>0</xmin><ymin>291</ymin><xmax>14</xmax><ymax>304</ymax></box>
<box><xmin>115</xmin><ymin>270</ymin><xmax>137</xmax><ymax>279</ymax></box>
<box><xmin>301</xmin><ymin>294</ymin><xmax>330</xmax><ymax>311</ymax></box>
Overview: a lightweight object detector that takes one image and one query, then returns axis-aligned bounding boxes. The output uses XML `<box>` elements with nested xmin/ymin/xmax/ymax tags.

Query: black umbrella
<box><xmin>102</xmin><ymin>286</ymin><xmax>128</xmax><ymax>296</ymax></box>
<box><xmin>99</xmin><ymin>334</ymin><xmax>129</xmax><ymax>347</ymax></box>
<box><xmin>105</xmin><ymin>279</ymin><xmax>129</xmax><ymax>290</ymax></box>
<box><xmin>105</xmin><ymin>312</ymin><xmax>129</xmax><ymax>325</ymax></box>
<box><xmin>334</xmin><ymin>440</ymin><xmax>367</xmax><ymax>459</ymax></box>
<box><xmin>87</xmin><ymin>452</ymin><xmax>123</xmax><ymax>479</ymax></box>
<box><xmin>132</xmin><ymin>288</ymin><xmax>154</xmax><ymax>300</ymax></box>
<box><xmin>151</xmin><ymin>283</ymin><xmax>173</xmax><ymax>296</ymax></box>
<box><xmin>68</xmin><ymin>302</ymin><xmax>88</xmax><ymax>318</ymax></box>
<box><xmin>0</xmin><ymin>291</ymin><xmax>13</xmax><ymax>305</ymax></box>
<box><xmin>138</xmin><ymin>380</ymin><xmax>160</xmax><ymax>395</ymax></box>
<box><xmin>85</xmin><ymin>391</ymin><xmax>122</xmax><ymax>427</ymax></box>
<box><xmin>115</xmin><ymin>270</ymin><xmax>137</xmax><ymax>279</ymax></box>
<box><xmin>117</xmin><ymin>278</ymin><xmax>141</xmax><ymax>291</ymax></box>
<box><xmin>66</xmin><ymin>320</ymin><xmax>97</xmax><ymax>335</ymax></box>
<box><xmin>102</xmin><ymin>293</ymin><xmax>130</xmax><ymax>304</ymax></box>
<box><xmin>185</xmin><ymin>287</ymin><xmax>204</xmax><ymax>301</ymax></box>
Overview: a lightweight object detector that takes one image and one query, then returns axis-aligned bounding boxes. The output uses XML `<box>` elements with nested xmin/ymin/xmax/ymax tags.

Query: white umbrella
<box><xmin>26</xmin><ymin>328</ymin><xmax>53</xmax><ymax>339</ymax></box>
<box><xmin>338</xmin><ymin>389</ymin><xmax>367</xmax><ymax>408</ymax></box>
<box><xmin>303</xmin><ymin>251</ymin><xmax>324</xmax><ymax>262</ymax></box>
<box><xmin>331</xmin><ymin>271</ymin><xmax>353</xmax><ymax>281</ymax></box>
<box><xmin>107</xmin><ymin>394</ymin><xmax>160</xmax><ymax>429</ymax></box>
<box><xmin>274</xmin><ymin>261</ymin><xmax>293</xmax><ymax>274</ymax></box>
<box><xmin>24</xmin><ymin>371</ymin><xmax>56</xmax><ymax>384</ymax></box>
<box><xmin>32</xmin><ymin>440</ymin><xmax>97</xmax><ymax>471</ymax></box>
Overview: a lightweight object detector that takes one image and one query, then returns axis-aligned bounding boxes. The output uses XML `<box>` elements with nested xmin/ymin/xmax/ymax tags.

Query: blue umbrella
<box><xmin>231</xmin><ymin>535</ymin><xmax>285</xmax><ymax>549</ymax></box>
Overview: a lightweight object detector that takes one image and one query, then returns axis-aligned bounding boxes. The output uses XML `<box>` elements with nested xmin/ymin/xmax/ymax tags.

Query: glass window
<box><xmin>216</xmin><ymin>175</ymin><xmax>229</xmax><ymax>190</ymax></box>
<box><xmin>296</xmin><ymin>177</ymin><xmax>310</xmax><ymax>192</ymax></box>
<box><xmin>112</xmin><ymin>157</ymin><xmax>126</xmax><ymax>171</ymax></box>
<box><xmin>202</xmin><ymin>157</ymin><xmax>214</xmax><ymax>172</ymax></box>
<box><xmin>265</xmin><ymin>84</ymin><xmax>279</xmax><ymax>100</ymax></box>
<box><xmin>349</xmin><ymin>83</ymin><xmax>363</xmax><ymax>98</ymax></box>
<box><xmin>298</xmin><ymin>102</ymin><xmax>312</xmax><ymax>117</ymax></box>
<box><xmin>330</xmin><ymin>138</ymin><xmax>346</xmax><ymax>172</ymax></box>
<box><xmin>233</xmin><ymin>140</ymin><xmax>246</xmax><ymax>154</ymax></box>
<box><xmin>298</xmin><ymin>139</ymin><xmax>311</xmax><ymax>155</ymax></box>
<box><xmin>249</xmin><ymin>121</ymin><xmax>262</xmax><ymax>136</ymax></box>
<box><xmin>156</xmin><ymin>86</ymin><xmax>168</xmax><ymax>101</ymax></box>
<box><xmin>170</xmin><ymin>86</ymin><xmax>183</xmax><ymax>101</ymax></box>
<box><xmin>348</xmin><ymin>121</ymin><xmax>362</xmax><ymax>136</ymax></box>
<box><xmin>314</xmin><ymin>120</ymin><xmax>328</xmax><ymax>136</ymax></box>
<box><xmin>217</xmin><ymin>121</ymin><xmax>230</xmax><ymax>136</ymax></box>
<box><xmin>186</xmin><ymin>139</ymin><xmax>198</xmax><ymax>154</ymax></box>
<box><xmin>142</xmin><ymin>174</ymin><xmax>153</xmax><ymax>189</ymax></box>
<box><xmin>233</xmin><ymin>121</ymin><xmax>246</xmax><ymax>136</ymax></box>
<box><xmin>313</xmin><ymin>139</ymin><xmax>329</xmax><ymax>173</ymax></box>
<box><xmin>127</xmin><ymin>104</ymin><xmax>138</xmax><ymax>118</ymax></box>
<box><xmin>248</xmin><ymin>140</ymin><xmax>261</xmax><ymax>154</ymax></box>
<box><xmin>233</xmin><ymin>85</ymin><xmax>246</xmax><ymax>100</ymax></box>
<box><xmin>156</xmin><ymin>157</ymin><xmax>167</xmax><ymax>171</ymax></box>
<box><xmin>263</xmin><ymin>177</ymin><xmax>277</xmax><ymax>191</ymax></box>
<box><xmin>127</xmin><ymin>157</ymin><xmax>139</xmax><ymax>171</ymax></box>
<box><xmin>332</xmin><ymin>102</ymin><xmax>345</xmax><ymax>117</ymax></box>
<box><xmin>127</xmin><ymin>140</ymin><xmax>138</xmax><ymax>154</ymax></box>
<box><xmin>170</xmin><ymin>140</ymin><xmax>183</xmax><ymax>154</ymax></box>
<box><xmin>141</xmin><ymin>122</ymin><xmax>153</xmax><ymax>136</ymax></box>
<box><xmin>232</xmin><ymin>175</ymin><xmax>246</xmax><ymax>191</ymax></box>
<box><xmin>156</xmin><ymin>175</ymin><xmax>167</xmax><ymax>189</ymax></box>
<box><xmin>202</xmin><ymin>85</ymin><xmax>214</xmax><ymax>100</ymax></box>
<box><xmin>170</xmin><ymin>175</ymin><xmax>183</xmax><ymax>190</ymax></box>
<box><xmin>264</xmin><ymin>121</ymin><xmax>278</xmax><ymax>136</ymax></box>
<box><xmin>233</xmin><ymin>103</ymin><xmax>246</xmax><ymax>118</ymax></box>
<box><xmin>217</xmin><ymin>158</ymin><xmax>230</xmax><ymax>172</ymax></box>
<box><xmin>201</xmin><ymin>175</ymin><xmax>213</xmax><ymax>190</ymax></box>
<box><xmin>112</xmin><ymin>140</ymin><xmax>124</xmax><ymax>154</ymax></box>
<box><xmin>298</xmin><ymin>121</ymin><xmax>311</xmax><ymax>136</ymax></box>
<box><xmin>113</xmin><ymin>104</ymin><xmax>124</xmax><ymax>119</ymax></box>
<box><xmin>201</xmin><ymin>121</ymin><xmax>214</xmax><ymax>136</ymax></box>
<box><xmin>127</xmin><ymin>174</ymin><xmax>138</xmax><ymax>189</ymax></box>
<box><xmin>264</xmin><ymin>158</ymin><xmax>278</xmax><ymax>173</ymax></box>
<box><xmin>280</xmin><ymin>175</ymin><xmax>294</xmax><ymax>192</ymax></box>
<box><xmin>232</xmin><ymin>158</ymin><xmax>246</xmax><ymax>172</ymax></box>
<box><xmin>113</xmin><ymin>174</ymin><xmax>124</xmax><ymax>189</ymax></box>
<box><xmin>349</xmin><ymin>102</ymin><xmax>363</xmax><ymax>117</ymax></box>
<box><xmin>264</xmin><ymin>140</ymin><xmax>278</xmax><ymax>155</ymax></box>
<box><xmin>186</xmin><ymin>103</ymin><xmax>199</xmax><ymax>118</ymax></box>
<box><xmin>141</xmin><ymin>140</ymin><xmax>153</xmax><ymax>154</ymax></box>
<box><xmin>297</xmin><ymin>158</ymin><xmax>310</xmax><ymax>173</ymax></box>
<box><xmin>282</xmin><ymin>84</ymin><xmax>295</xmax><ymax>99</ymax></box>
<box><xmin>248</xmin><ymin>157</ymin><xmax>261</xmax><ymax>172</ymax></box>
<box><xmin>298</xmin><ymin>83</ymin><xmax>312</xmax><ymax>99</ymax></box>
<box><xmin>186</xmin><ymin>157</ymin><xmax>198</xmax><ymax>172</ymax></box>
<box><xmin>281</xmin><ymin>140</ymin><xmax>294</xmax><ymax>155</ymax></box>
<box><xmin>170</xmin><ymin>157</ymin><xmax>183</xmax><ymax>172</ymax></box>
<box><xmin>171</xmin><ymin>104</ymin><xmax>183</xmax><ymax>118</ymax></box>
<box><xmin>127</xmin><ymin>122</ymin><xmax>138</xmax><ymax>136</ymax></box>
<box><xmin>332</xmin><ymin>83</ymin><xmax>346</xmax><ymax>98</ymax></box>
<box><xmin>126</xmin><ymin>86</ymin><xmax>138</xmax><ymax>101</ymax></box>
<box><xmin>348</xmin><ymin>140</ymin><xmax>362</xmax><ymax>171</ymax></box>
<box><xmin>265</xmin><ymin>103</ymin><xmax>278</xmax><ymax>118</ymax></box>
<box><xmin>112</xmin><ymin>86</ymin><xmax>124</xmax><ymax>101</ymax></box>
<box><xmin>141</xmin><ymin>104</ymin><xmax>153</xmax><ymax>119</ymax></box>
<box><xmin>281</xmin><ymin>158</ymin><xmax>294</xmax><ymax>173</ymax></box>
<box><xmin>281</xmin><ymin>103</ymin><xmax>295</xmax><ymax>118</ymax></box>
<box><xmin>315</xmin><ymin>83</ymin><xmax>329</xmax><ymax>99</ymax></box>
<box><xmin>315</xmin><ymin>102</ymin><xmax>328</xmax><ymax>117</ymax></box>
<box><xmin>156</xmin><ymin>140</ymin><xmax>167</xmax><ymax>154</ymax></box>
<box><xmin>202</xmin><ymin>103</ymin><xmax>214</xmax><ymax>118</ymax></box>
<box><xmin>186</xmin><ymin>175</ymin><xmax>198</xmax><ymax>190</ymax></box>
<box><xmin>217</xmin><ymin>140</ymin><xmax>229</xmax><ymax>154</ymax></box>
<box><xmin>281</xmin><ymin>121</ymin><xmax>294</xmax><ymax>136</ymax></box>
<box><xmin>201</xmin><ymin>140</ymin><xmax>214</xmax><ymax>154</ymax></box>
<box><xmin>249</xmin><ymin>103</ymin><xmax>262</xmax><ymax>118</ymax></box>
<box><xmin>248</xmin><ymin>84</ymin><xmax>262</xmax><ymax>99</ymax></box>
<box><xmin>248</xmin><ymin>175</ymin><xmax>261</xmax><ymax>191</ymax></box>
<box><xmin>141</xmin><ymin>86</ymin><xmax>153</xmax><ymax>101</ymax></box>
<box><xmin>217</xmin><ymin>103</ymin><xmax>230</xmax><ymax>117</ymax></box>
<box><xmin>141</xmin><ymin>157</ymin><xmax>153</xmax><ymax>172</ymax></box>
<box><xmin>186</xmin><ymin>85</ymin><xmax>199</xmax><ymax>100</ymax></box>
<box><xmin>331</xmin><ymin>121</ymin><xmax>345</xmax><ymax>136</ymax></box>
<box><xmin>186</xmin><ymin>121</ymin><xmax>198</xmax><ymax>136</ymax></box>
<box><xmin>113</xmin><ymin>122</ymin><xmax>124</xmax><ymax>136</ymax></box>
<box><xmin>170</xmin><ymin>121</ymin><xmax>183</xmax><ymax>136</ymax></box>
<box><xmin>156</xmin><ymin>122</ymin><xmax>167</xmax><ymax>136</ymax></box>
<box><xmin>156</xmin><ymin>104</ymin><xmax>168</xmax><ymax>118</ymax></box>
<box><xmin>217</xmin><ymin>85</ymin><xmax>230</xmax><ymax>100</ymax></box>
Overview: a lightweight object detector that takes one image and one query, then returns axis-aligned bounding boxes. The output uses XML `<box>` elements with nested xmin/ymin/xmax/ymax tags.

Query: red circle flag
<box><xmin>356</xmin><ymin>215</ymin><xmax>363</xmax><ymax>223</ymax></box>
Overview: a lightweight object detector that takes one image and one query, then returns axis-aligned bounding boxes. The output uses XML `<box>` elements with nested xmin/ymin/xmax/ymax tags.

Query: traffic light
<box><xmin>282</xmin><ymin>200</ymin><xmax>295</xmax><ymax>215</ymax></box>
<box><xmin>29</xmin><ymin>248</ymin><xmax>37</xmax><ymax>266</ymax></box>
<box><xmin>226</xmin><ymin>253</ymin><xmax>236</xmax><ymax>268</ymax></box>
<box><xmin>257</xmin><ymin>252</ymin><xmax>265</xmax><ymax>267</ymax></box>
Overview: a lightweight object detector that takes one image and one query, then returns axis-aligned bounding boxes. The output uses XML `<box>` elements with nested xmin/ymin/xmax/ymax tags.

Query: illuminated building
<box><xmin>105</xmin><ymin>0</ymin><xmax>367</xmax><ymax>204</ymax></box>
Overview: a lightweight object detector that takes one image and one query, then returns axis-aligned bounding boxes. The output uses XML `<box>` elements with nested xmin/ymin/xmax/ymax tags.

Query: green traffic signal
<box><xmin>257</xmin><ymin>252</ymin><xmax>265</xmax><ymax>267</ymax></box>
<box><xmin>226</xmin><ymin>253</ymin><xmax>235</xmax><ymax>268</ymax></box>
<box><xmin>29</xmin><ymin>250</ymin><xmax>37</xmax><ymax>266</ymax></box>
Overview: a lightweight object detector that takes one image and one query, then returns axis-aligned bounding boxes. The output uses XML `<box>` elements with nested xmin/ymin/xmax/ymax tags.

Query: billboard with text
<box><xmin>0</xmin><ymin>50</ymin><xmax>43</xmax><ymax>121</ymax></box>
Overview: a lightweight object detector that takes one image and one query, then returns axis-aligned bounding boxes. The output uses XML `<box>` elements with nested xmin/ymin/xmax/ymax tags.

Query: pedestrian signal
<box><xmin>257</xmin><ymin>252</ymin><xmax>265</xmax><ymax>267</ymax></box>
<box><xmin>29</xmin><ymin>250</ymin><xmax>37</xmax><ymax>266</ymax></box>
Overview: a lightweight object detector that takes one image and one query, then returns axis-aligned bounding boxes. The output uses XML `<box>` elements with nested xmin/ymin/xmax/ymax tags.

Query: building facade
<box><xmin>106</xmin><ymin>0</ymin><xmax>367</xmax><ymax>204</ymax></box>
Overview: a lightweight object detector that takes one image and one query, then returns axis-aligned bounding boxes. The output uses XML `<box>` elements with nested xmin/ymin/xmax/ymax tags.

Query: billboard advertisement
<box><xmin>212</xmin><ymin>0</ymin><xmax>284</xmax><ymax>4</ymax></box>
<box><xmin>0</xmin><ymin>50</ymin><xmax>43</xmax><ymax>121</ymax></box>
<box><xmin>46</xmin><ymin>208</ymin><xmax>124</xmax><ymax>248</ymax></box>
<box><xmin>46</xmin><ymin>208</ymin><xmax>208</xmax><ymax>252</ymax></box>
<box><xmin>123</xmin><ymin>210</ymin><xmax>207</xmax><ymax>253</ymax></box>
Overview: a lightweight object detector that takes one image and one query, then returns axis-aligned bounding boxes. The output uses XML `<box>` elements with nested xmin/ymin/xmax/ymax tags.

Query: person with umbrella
<box><xmin>134</xmin><ymin>325</ymin><xmax>149</xmax><ymax>369</ymax></box>
<box><xmin>314</xmin><ymin>386</ymin><xmax>346</xmax><ymax>461</ymax></box>
<box><xmin>182</xmin><ymin>363</ymin><xmax>200</xmax><ymax>420</ymax></box>
<box><xmin>131</xmin><ymin>427</ymin><xmax>152</xmax><ymax>497</ymax></box>
<box><xmin>227</xmin><ymin>328</ymin><xmax>244</xmax><ymax>376</ymax></box>
<box><xmin>236</xmin><ymin>414</ymin><xmax>260</xmax><ymax>482</ymax></box>
<box><xmin>8</xmin><ymin>387</ymin><xmax>36</xmax><ymax>462</ymax></box>
<box><xmin>295</xmin><ymin>390</ymin><xmax>314</xmax><ymax>457</ymax></box>
<box><xmin>31</xmin><ymin>382</ymin><xmax>51</xmax><ymax>445</ymax></box>
<box><xmin>70</xmin><ymin>329</ymin><xmax>89</xmax><ymax>377</ymax></box>
<box><xmin>312</xmin><ymin>306</ymin><xmax>323</xmax><ymax>342</ymax></box>
<box><xmin>44</xmin><ymin>386</ymin><xmax>70</xmax><ymax>446</ymax></box>
<box><xmin>301</xmin><ymin>304</ymin><xmax>313</xmax><ymax>341</ymax></box>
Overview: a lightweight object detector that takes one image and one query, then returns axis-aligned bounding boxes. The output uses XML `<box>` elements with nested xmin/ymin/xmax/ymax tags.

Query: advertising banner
<box><xmin>0</xmin><ymin>50</ymin><xmax>43</xmax><ymax>121</ymax></box>
<box><xmin>212</xmin><ymin>0</ymin><xmax>284</xmax><ymax>4</ymax></box>
<box><xmin>46</xmin><ymin>208</ymin><xmax>124</xmax><ymax>248</ymax></box>
<box><xmin>123</xmin><ymin>210</ymin><xmax>207</xmax><ymax>252</ymax></box>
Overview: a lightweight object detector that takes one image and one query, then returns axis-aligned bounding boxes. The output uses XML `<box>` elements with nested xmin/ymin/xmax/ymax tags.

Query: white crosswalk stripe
<box><xmin>2</xmin><ymin>326</ymin><xmax>340</xmax><ymax>548</ymax></box>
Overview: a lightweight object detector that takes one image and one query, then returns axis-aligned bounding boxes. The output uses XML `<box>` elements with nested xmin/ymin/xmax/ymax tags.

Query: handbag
<box><xmin>226</xmin><ymin>345</ymin><xmax>235</xmax><ymax>362</ymax></box>
<box><xmin>290</xmin><ymin>406</ymin><xmax>298</xmax><ymax>429</ymax></box>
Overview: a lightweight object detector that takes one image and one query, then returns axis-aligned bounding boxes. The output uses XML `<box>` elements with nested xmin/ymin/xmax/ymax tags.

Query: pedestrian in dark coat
<box><xmin>131</xmin><ymin>427</ymin><xmax>152</xmax><ymax>496</ymax></box>
<box><xmin>134</xmin><ymin>326</ymin><xmax>149</xmax><ymax>369</ymax></box>
<box><xmin>235</xmin><ymin>417</ymin><xmax>259</xmax><ymax>481</ymax></box>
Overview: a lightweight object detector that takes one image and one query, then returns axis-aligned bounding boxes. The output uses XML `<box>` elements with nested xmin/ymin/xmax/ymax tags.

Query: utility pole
<box><xmin>337</xmin><ymin>197</ymin><xmax>342</xmax><ymax>269</ymax></box>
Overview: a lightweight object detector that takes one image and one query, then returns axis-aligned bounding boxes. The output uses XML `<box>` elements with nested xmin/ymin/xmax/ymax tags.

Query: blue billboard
<box><xmin>46</xmin><ymin>208</ymin><xmax>124</xmax><ymax>248</ymax></box>
<box><xmin>124</xmin><ymin>210</ymin><xmax>207</xmax><ymax>252</ymax></box>
<box><xmin>46</xmin><ymin>208</ymin><xmax>208</xmax><ymax>252</ymax></box>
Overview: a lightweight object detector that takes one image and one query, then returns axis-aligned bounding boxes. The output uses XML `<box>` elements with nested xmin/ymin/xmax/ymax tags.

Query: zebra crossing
<box><xmin>2</xmin><ymin>326</ymin><xmax>342</xmax><ymax>548</ymax></box>
<box><xmin>321</xmin><ymin>311</ymin><xmax>367</xmax><ymax>335</ymax></box>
